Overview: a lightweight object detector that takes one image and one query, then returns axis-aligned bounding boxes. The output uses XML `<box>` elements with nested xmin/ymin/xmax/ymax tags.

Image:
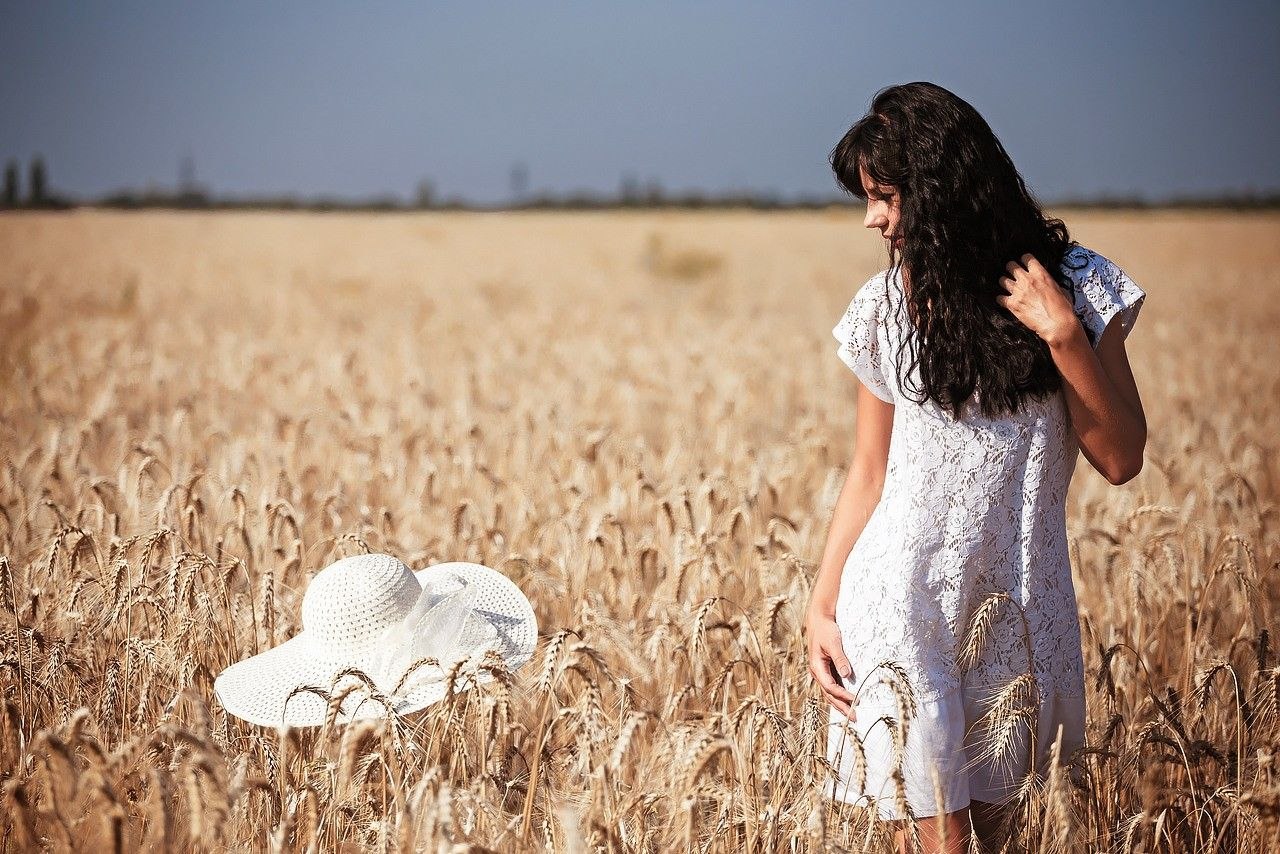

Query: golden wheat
<box><xmin>0</xmin><ymin>208</ymin><xmax>1277</xmax><ymax>851</ymax></box>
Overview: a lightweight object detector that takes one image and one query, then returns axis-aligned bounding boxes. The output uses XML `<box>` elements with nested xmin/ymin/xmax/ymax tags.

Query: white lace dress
<box><xmin>824</xmin><ymin>244</ymin><xmax>1146</xmax><ymax>818</ymax></box>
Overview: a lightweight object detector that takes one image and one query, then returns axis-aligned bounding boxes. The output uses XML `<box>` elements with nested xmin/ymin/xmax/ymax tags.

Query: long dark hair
<box><xmin>830</xmin><ymin>81</ymin><xmax>1084</xmax><ymax>421</ymax></box>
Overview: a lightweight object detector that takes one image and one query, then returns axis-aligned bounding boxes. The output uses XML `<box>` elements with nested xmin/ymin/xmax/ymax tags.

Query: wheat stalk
<box><xmin>2</xmin><ymin>211</ymin><xmax>1277</xmax><ymax>852</ymax></box>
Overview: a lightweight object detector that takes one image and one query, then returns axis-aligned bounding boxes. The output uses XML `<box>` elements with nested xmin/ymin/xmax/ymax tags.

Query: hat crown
<box><xmin>302</xmin><ymin>554</ymin><xmax>420</xmax><ymax>656</ymax></box>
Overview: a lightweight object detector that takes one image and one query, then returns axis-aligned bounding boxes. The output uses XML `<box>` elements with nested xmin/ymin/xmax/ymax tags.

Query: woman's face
<box><xmin>859</xmin><ymin>163</ymin><xmax>903</xmax><ymax>250</ymax></box>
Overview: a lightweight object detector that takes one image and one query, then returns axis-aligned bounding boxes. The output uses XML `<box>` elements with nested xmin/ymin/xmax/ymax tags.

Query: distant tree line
<box><xmin>2</xmin><ymin>157</ymin><xmax>74</xmax><ymax>209</ymax></box>
<box><xmin>3</xmin><ymin>154</ymin><xmax>1278</xmax><ymax>212</ymax></box>
<box><xmin>90</xmin><ymin>172</ymin><xmax>842</xmax><ymax>211</ymax></box>
<box><xmin>56</xmin><ymin>185</ymin><xmax>1280</xmax><ymax>212</ymax></box>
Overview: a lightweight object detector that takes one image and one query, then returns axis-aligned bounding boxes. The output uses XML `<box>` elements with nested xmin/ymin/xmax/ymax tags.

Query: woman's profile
<box><xmin>807</xmin><ymin>82</ymin><xmax>1147</xmax><ymax>853</ymax></box>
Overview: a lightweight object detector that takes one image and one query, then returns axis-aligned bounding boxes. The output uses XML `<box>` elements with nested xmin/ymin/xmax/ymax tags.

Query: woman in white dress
<box><xmin>806</xmin><ymin>82</ymin><xmax>1147</xmax><ymax>854</ymax></box>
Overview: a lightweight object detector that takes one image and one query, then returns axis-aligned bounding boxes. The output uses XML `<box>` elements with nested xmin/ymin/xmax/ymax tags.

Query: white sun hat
<box><xmin>214</xmin><ymin>553</ymin><xmax>538</xmax><ymax>728</ymax></box>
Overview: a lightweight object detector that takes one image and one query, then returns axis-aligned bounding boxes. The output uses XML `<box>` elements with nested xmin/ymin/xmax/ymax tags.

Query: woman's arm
<box><xmin>806</xmin><ymin>382</ymin><xmax>894</xmax><ymax>717</ymax></box>
<box><xmin>1043</xmin><ymin>318</ymin><xmax>1147</xmax><ymax>484</ymax></box>
<box><xmin>998</xmin><ymin>253</ymin><xmax>1147</xmax><ymax>485</ymax></box>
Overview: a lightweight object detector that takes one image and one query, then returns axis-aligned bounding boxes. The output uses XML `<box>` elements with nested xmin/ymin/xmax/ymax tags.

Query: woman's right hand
<box><xmin>805</xmin><ymin>608</ymin><xmax>857</xmax><ymax>720</ymax></box>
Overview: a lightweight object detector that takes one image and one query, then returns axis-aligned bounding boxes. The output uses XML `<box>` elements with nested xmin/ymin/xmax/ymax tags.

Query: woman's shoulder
<box><xmin>1055</xmin><ymin>243</ymin><xmax>1146</xmax><ymax>346</ymax></box>
<box><xmin>849</xmin><ymin>268</ymin><xmax>899</xmax><ymax>314</ymax></box>
<box><xmin>856</xmin><ymin>267</ymin><xmax>894</xmax><ymax>298</ymax></box>
<box><xmin>1057</xmin><ymin>242</ymin><xmax>1140</xmax><ymax>291</ymax></box>
<box><xmin>1057</xmin><ymin>243</ymin><xmax>1127</xmax><ymax>282</ymax></box>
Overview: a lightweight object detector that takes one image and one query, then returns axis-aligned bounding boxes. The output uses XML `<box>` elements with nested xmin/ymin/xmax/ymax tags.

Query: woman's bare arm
<box><xmin>806</xmin><ymin>382</ymin><xmax>894</xmax><ymax>716</ymax></box>
<box><xmin>1044</xmin><ymin>319</ymin><xmax>1147</xmax><ymax>484</ymax></box>
<box><xmin>809</xmin><ymin>385</ymin><xmax>893</xmax><ymax>616</ymax></box>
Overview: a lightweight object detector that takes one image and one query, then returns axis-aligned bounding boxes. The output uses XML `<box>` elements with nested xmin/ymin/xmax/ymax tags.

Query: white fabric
<box><xmin>826</xmin><ymin>245</ymin><xmax>1142</xmax><ymax>760</ymax></box>
<box><xmin>829</xmin><ymin>244</ymin><xmax>1144</xmax><ymax>711</ymax></box>
<box><xmin>826</xmin><ymin>682</ymin><xmax>1087</xmax><ymax>819</ymax></box>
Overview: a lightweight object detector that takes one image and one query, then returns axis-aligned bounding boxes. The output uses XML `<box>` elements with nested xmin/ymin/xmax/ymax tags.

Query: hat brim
<box><xmin>214</xmin><ymin>561</ymin><xmax>538</xmax><ymax>728</ymax></box>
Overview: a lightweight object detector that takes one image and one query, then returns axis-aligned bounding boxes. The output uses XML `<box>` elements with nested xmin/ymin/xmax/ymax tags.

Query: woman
<box><xmin>806</xmin><ymin>82</ymin><xmax>1146</xmax><ymax>853</ymax></box>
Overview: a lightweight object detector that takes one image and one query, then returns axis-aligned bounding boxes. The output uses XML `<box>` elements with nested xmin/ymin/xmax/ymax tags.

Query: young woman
<box><xmin>807</xmin><ymin>82</ymin><xmax>1147</xmax><ymax>854</ymax></box>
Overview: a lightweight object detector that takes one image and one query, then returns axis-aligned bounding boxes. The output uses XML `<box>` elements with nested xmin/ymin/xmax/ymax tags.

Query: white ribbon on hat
<box><xmin>370</xmin><ymin>571</ymin><xmax>500</xmax><ymax>696</ymax></box>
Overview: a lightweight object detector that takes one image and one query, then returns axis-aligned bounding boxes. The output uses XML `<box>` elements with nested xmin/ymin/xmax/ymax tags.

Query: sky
<box><xmin>2</xmin><ymin>1</ymin><xmax>1278</xmax><ymax>205</ymax></box>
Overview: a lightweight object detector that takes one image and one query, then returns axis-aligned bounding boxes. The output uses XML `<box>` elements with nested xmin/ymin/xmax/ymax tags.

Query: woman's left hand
<box><xmin>996</xmin><ymin>254</ymin><xmax>1080</xmax><ymax>346</ymax></box>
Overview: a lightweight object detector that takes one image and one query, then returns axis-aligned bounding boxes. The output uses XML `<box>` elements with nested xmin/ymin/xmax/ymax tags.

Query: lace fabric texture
<box><xmin>830</xmin><ymin>245</ymin><xmax>1145</xmax><ymax>708</ymax></box>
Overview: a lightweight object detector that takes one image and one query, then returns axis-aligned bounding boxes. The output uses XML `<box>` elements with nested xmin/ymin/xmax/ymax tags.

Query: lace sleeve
<box><xmin>832</xmin><ymin>274</ymin><xmax>894</xmax><ymax>403</ymax></box>
<box><xmin>1069</xmin><ymin>248</ymin><xmax>1146</xmax><ymax>349</ymax></box>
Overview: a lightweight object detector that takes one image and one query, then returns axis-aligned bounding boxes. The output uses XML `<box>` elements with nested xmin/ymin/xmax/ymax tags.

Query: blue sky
<box><xmin>2</xmin><ymin>1</ymin><xmax>1277</xmax><ymax>204</ymax></box>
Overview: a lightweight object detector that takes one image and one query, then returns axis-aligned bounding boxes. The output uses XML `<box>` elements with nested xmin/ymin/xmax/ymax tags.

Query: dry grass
<box><xmin>0</xmin><ymin>207</ymin><xmax>1278</xmax><ymax>852</ymax></box>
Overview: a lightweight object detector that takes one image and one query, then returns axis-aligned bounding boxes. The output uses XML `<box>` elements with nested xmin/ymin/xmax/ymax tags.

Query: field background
<box><xmin>1</xmin><ymin>209</ymin><xmax>1278</xmax><ymax>852</ymax></box>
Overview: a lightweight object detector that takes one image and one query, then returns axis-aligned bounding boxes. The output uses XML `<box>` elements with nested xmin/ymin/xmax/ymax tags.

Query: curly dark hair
<box><xmin>830</xmin><ymin>81</ymin><xmax>1086</xmax><ymax>421</ymax></box>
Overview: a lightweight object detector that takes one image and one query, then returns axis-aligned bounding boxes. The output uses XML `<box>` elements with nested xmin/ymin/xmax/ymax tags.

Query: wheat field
<box><xmin>1</xmin><ymin>208</ymin><xmax>1278</xmax><ymax>852</ymax></box>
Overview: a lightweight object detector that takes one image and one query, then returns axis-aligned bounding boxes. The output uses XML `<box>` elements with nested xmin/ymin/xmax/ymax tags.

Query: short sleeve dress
<box><xmin>823</xmin><ymin>244</ymin><xmax>1146</xmax><ymax>819</ymax></box>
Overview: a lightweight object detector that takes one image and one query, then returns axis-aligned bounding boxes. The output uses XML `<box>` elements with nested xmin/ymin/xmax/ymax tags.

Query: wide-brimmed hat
<box><xmin>214</xmin><ymin>553</ymin><xmax>538</xmax><ymax>727</ymax></box>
